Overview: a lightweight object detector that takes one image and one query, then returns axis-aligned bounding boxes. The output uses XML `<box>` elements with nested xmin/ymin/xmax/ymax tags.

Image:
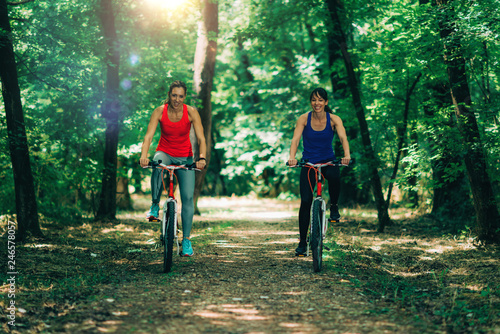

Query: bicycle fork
<box><xmin>163</xmin><ymin>170</ymin><xmax>180</xmax><ymax>255</ymax></box>
<box><xmin>162</xmin><ymin>198</ymin><xmax>180</xmax><ymax>255</ymax></box>
<box><xmin>311</xmin><ymin>198</ymin><xmax>327</xmax><ymax>239</ymax></box>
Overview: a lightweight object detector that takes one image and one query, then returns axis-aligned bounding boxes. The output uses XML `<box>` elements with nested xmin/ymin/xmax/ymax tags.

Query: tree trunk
<box><xmin>96</xmin><ymin>0</ymin><xmax>120</xmax><ymax>220</ymax></box>
<box><xmin>422</xmin><ymin>84</ymin><xmax>471</xmax><ymax>219</ymax></box>
<box><xmin>419</xmin><ymin>0</ymin><xmax>470</xmax><ymax>220</ymax></box>
<box><xmin>436</xmin><ymin>0</ymin><xmax>500</xmax><ymax>242</ymax></box>
<box><xmin>325</xmin><ymin>0</ymin><xmax>391</xmax><ymax>231</ymax></box>
<box><xmin>116</xmin><ymin>157</ymin><xmax>132</xmax><ymax>210</ymax></box>
<box><xmin>192</xmin><ymin>0</ymin><xmax>218</xmax><ymax>214</ymax></box>
<box><xmin>324</xmin><ymin>12</ymin><xmax>362</xmax><ymax>207</ymax></box>
<box><xmin>0</xmin><ymin>0</ymin><xmax>41</xmax><ymax>241</ymax></box>
<box><xmin>386</xmin><ymin>72</ymin><xmax>422</xmax><ymax>206</ymax></box>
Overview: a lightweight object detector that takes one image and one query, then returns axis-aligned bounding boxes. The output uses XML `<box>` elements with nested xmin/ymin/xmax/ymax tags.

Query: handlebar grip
<box><xmin>286</xmin><ymin>159</ymin><xmax>307</xmax><ymax>166</ymax></box>
<box><xmin>332</xmin><ymin>158</ymin><xmax>355</xmax><ymax>165</ymax></box>
<box><xmin>148</xmin><ymin>160</ymin><xmax>162</xmax><ymax>167</ymax></box>
<box><xmin>286</xmin><ymin>158</ymin><xmax>354</xmax><ymax>167</ymax></box>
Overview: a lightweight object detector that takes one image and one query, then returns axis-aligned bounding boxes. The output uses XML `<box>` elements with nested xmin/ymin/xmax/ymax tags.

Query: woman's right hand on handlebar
<box><xmin>140</xmin><ymin>157</ymin><xmax>150</xmax><ymax>168</ymax></box>
<box><xmin>288</xmin><ymin>158</ymin><xmax>297</xmax><ymax>167</ymax></box>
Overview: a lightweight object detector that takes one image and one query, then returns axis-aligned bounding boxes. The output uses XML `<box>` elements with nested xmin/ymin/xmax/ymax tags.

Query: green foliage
<box><xmin>1</xmin><ymin>0</ymin><xmax>499</xmax><ymax>228</ymax></box>
<box><xmin>1</xmin><ymin>0</ymin><xmax>200</xmax><ymax>220</ymax></box>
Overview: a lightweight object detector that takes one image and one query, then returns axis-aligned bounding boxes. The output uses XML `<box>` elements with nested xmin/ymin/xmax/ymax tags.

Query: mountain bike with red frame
<box><xmin>288</xmin><ymin>158</ymin><xmax>354</xmax><ymax>272</ymax></box>
<box><xmin>145</xmin><ymin>160</ymin><xmax>200</xmax><ymax>273</ymax></box>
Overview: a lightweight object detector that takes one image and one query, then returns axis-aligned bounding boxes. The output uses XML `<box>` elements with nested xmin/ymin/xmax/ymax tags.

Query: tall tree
<box><xmin>192</xmin><ymin>0</ymin><xmax>218</xmax><ymax>213</ymax></box>
<box><xmin>96</xmin><ymin>0</ymin><xmax>120</xmax><ymax>220</ymax></box>
<box><xmin>386</xmin><ymin>72</ymin><xmax>422</xmax><ymax>207</ymax></box>
<box><xmin>116</xmin><ymin>157</ymin><xmax>132</xmax><ymax>210</ymax></box>
<box><xmin>0</xmin><ymin>0</ymin><xmax>41</xmax><ymax>241</ymax></box>
<box><xmin>422</xmin><ymin>82</ymin><xmax>471</xmax><ymax>220</ymax></box>
<box><xmin>324</xmin><ymin>10</ymin><xmax>363</xmax><ymax>207</ymax></box>
<box><xmin>324</xmin><ymin>0</ymin><xmax>391</xmax><ymax>231</ymax></box>
<box><xmin>436</xmin><ymin>0</ymin><xmax>500</xmax><ymax>242</ymax></box>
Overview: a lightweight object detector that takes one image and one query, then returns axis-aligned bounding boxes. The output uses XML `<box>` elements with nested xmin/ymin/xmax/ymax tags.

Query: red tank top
<box><xmin>156</xmin><ymin>104</ymin><xmax>193</xmax><ymax>157</ymax></box>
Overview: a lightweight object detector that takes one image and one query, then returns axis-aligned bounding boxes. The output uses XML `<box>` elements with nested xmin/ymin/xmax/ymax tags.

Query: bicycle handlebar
<box><xmin>145</xmin><ymin>160</ymin><xmax>201</xmax><ymax>171</ymax></box>
<box><xmin>287</xmin><ymin>158</ymin><xmax>355</xmax><ymax>167</ymax></box>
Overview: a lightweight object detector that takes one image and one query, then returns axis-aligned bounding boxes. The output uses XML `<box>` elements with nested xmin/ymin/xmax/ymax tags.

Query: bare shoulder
<box><xmin>186</xmin><ymin>104</ymin><xmax>199</xmax><ymax>115</ymax></box>
<box><xmin>297</xmin><ymin>112</ymin><xmax>309</xmax><ymax>125</ymax></box>
<box><xmin>152</xmin><ymin>105</ymin><xmax>163</xmax><ymax>120</ymax></box>
<box><xmin>330</xmin><ymin>113</ymin><xmax>343</xmax><ymax>125</ymax></box>
<box><xmin>186</xmin><ymin>104</ymin><xmax>201</xmax><ymax>122</ymax></box>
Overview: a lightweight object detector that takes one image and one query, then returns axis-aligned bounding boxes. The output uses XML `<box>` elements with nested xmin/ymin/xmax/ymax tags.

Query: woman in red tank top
<box><xmin>139</xmin><ymin>81</ymin><xmax>207</xmax><ymax>257</ymax></box>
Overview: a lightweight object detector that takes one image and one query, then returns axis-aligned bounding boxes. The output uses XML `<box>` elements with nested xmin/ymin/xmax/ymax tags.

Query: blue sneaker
<box><xmin>181</xmin><ymin>239</ymin><xmax>194</xmax><ymax>257</ymax></box>
<box><xmin>146</xmin><ymin>203</ymin><xmax>160</xmax><ymax>221</ymax></box>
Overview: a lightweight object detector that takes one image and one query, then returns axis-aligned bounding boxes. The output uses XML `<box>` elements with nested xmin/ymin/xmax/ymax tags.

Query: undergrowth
<box><xmin>322</xmin><ymin>218</ymin><xmax>500</xmax><ymax>334</ymax></box>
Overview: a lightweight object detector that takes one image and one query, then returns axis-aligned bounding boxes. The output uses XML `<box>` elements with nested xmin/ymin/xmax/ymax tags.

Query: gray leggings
<box><xmin>151</xmin><ymin>151</ymin><xmax>195</xmax><ymax>239</ymax></box>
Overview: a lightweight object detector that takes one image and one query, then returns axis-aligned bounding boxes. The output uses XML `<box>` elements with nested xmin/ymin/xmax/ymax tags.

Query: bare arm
<box><xmin>331</xmin><ymin>114</ymin><xmax>351</xmax><ymax>165</ymax></box>
<box><xmin>188</xmin><ymin>106</ymin><xmax>207</xmax><ymax>169</ymax></box>
<box><xmin>139</xmin><ymin>106</ymin><xmax>162</xmax><ymax>167</ymax></box>
<box><xmin>288</xmin><ymin>114</ymin><xmax>307</xmax><ymax>167</ymax></box>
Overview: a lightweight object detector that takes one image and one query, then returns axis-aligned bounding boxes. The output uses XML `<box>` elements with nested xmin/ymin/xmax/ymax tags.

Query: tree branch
<box><xmin>7</xmin><ymin>0</ymin><xmax>35</xmax><ymax>6</ymax></box>
<box><xmin>15</xmin><ymin>54</ymin><xmax>64</xmax><ymax>91</ymax></box>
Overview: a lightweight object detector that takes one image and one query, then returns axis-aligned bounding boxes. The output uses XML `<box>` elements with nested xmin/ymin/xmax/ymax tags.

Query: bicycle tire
<box><xmin>310</xmin><ymin>199</ymin><xmax>323</xmax><ymax>272</ymax></box>
<box><xmin>163</xmin><ymin>201</ymin><xmax>176</xmax><ymax>273</ymax></box>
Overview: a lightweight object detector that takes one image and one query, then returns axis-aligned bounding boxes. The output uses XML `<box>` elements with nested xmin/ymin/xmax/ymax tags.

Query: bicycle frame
<box><xmin>300</xmin><ymin>160</ymin><xmax>347</xmax><ymax>240</ymax></box>
<box><xmin>313</xmin><ymin>165</ymin><xmax>328</xmax><ymax>241</ymax></box>
<box><xmin>288</xmin><ymin>159</ymin><xmax>353</xmax><ymax>270</ymax></box>
<box><xmin>145</xmin><ymin>160</ymin><xmax>200</xmax><ymax>261</ymax></box>
<box><xmin>160</xmin><ymin>166</ymin><xmax>180</xmax><ymax>254</ymax></box>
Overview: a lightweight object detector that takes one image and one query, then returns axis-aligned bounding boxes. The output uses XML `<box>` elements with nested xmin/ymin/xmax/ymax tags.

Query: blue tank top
<box><xmin>302</xmin><ymin>112</ymin><xmax>336</xmax><ymax>164</ymax></box>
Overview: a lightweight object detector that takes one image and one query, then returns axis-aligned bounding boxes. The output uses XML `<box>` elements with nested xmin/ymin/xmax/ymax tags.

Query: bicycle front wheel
<box><xmin>163</xmin><ymin>201</ymin><xmax>176</xmax><ymax>273</ymax></box>
<box><xmin>310</xmin><ymin>199</ymin><xmax>324</xmax><ymax>272</ymax></box>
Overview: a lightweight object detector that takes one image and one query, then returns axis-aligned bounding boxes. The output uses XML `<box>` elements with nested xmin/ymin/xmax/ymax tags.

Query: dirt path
<box><xmin>49</xmin><ymin>198</ymin><xmax>428</xmax><ymax>334</ymax></box>
<box><xmin>4</xmin><ymin>197</ymin><xmax>499</xmax><ymax>333</ymax></box>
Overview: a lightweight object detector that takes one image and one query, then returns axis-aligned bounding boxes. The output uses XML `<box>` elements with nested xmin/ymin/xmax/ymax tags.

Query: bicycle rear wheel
<box><xmin>310</xmin><ymin>199</ymin><xmax>324</xmax><ymax>272</ymax></box>
<box><xmin>163</xmin><ymin>201</ymin><xmax>176</xmax><ymax>273</ymax></box>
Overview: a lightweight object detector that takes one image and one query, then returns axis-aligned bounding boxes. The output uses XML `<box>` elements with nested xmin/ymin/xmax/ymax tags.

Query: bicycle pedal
<box><xmin>149</xmin><ymin>217</ymin><xmax>160</xmax><ymax>222</ymax></box>
<box><xmin>329</xmin><ymin>219</ymin><xmax>339</xmax><ymax>223</ymax></box>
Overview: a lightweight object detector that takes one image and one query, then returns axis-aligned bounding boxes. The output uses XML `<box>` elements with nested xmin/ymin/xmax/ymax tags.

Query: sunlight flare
<box><xmin>145</xmin><ymin>0</ymin><xmax>188</xmax><ymax>10</ymax></box>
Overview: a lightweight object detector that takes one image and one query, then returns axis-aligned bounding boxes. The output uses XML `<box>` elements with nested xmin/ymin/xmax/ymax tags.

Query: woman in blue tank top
<box><xmin>288</xmin><ymin>88</ymin><xmax>351</xmax><ymax>256</ymax></box>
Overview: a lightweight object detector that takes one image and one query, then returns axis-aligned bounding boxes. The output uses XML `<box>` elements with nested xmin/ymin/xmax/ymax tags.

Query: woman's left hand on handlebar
<box><xmin>341</xmin><ymin>157</ymin><xmax>351</xmax><ymax>166</ymax></box>
<box><xmin>140</xmin><ymin>157</ymin><xmax>150</xmax><ymax>168</ymax></box>
<box><xmin>196</xmin><ymin>158</ymin><xmax>207</xmax><ymax>170</ymax></box>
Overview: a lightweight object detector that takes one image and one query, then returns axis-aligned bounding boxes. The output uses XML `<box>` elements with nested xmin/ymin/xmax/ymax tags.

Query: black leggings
<box><xmin>298</xmin><ymin>165</ymin><xmax>340</xmax><ymax>242</ymax></box>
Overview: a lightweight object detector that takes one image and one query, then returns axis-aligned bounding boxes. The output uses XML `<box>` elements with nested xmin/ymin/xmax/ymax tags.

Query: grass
<box><xmin>320</xmin><ymin>211</ymin><xmax>500</xmax><ymax>333</ymax></box>
<box><xmin>1</xmin><ymin>199</ymin><xmax>499</xmax><ymax>333</ymax></box>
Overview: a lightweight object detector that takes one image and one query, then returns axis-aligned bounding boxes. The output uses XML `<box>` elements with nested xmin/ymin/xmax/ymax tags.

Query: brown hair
<box><xmin>310</xmin><ymin>88</ymin><xmax>333</xmax><ymax>113</ymax></box>
<box><xmin>165</xmin><ymin>80</ymin><xmax>187</xmax><ymax>105</ymax></box>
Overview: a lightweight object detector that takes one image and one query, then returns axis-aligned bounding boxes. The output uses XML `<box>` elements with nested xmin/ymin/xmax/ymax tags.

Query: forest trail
<box><xmin>49</xmin><ymin>197</ymin><xmax>423</xmax><ymax>334</ymax></box>
<box><xmin>5</xmin><ymin>196</ymin><xmax>498</xmax><ymax>334</ymax></box>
